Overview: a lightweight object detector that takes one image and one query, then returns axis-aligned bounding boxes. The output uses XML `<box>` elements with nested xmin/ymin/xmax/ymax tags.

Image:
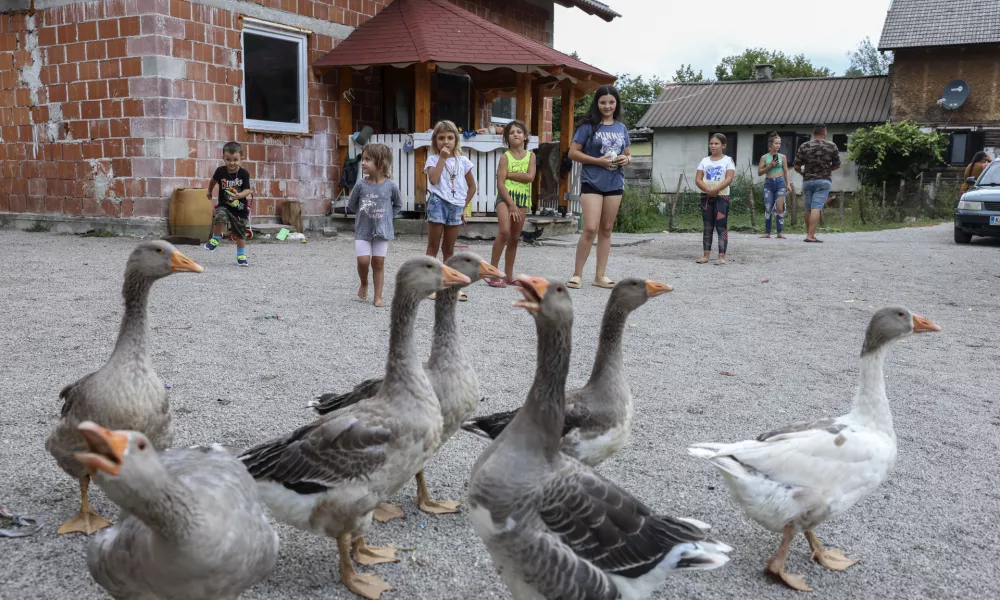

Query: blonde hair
<box><xmin>362</xmin><ymin>143</ymin><xmax>392</xmax><ymax>179</ymax></box>
<box><xmin>431</xmin><ymin>120</ymin><xmax>463</xmax><ymax>158</ymax></box>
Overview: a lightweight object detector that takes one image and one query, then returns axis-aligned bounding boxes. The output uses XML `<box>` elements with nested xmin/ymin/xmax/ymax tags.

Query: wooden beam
<box><xmin>469</xmin><ymin>86</ymin><xmax>479</xmax><ymax>131</ymax></box>
<box><xmin>338</xmin><ymin>66</ymin><xmax>353</xmax><ymax>149</ymax></box>
<box><xmin>414</xmin><ymin>62</ymin><xmax>432</xmax><ymax>206</ymax></box>
<box><xmin>558</xmin><ymin>80</ymin><xmax>576</xmax><ymax>213</ymax></box>
<box><xmin>515</xmin><ymin>72</ymin><xmax>532</xmax><ymax>125</ymax></box>
<box><xmin>530</xmin><ymin>78</ymin><xmax>544</xmax><ymax>213</ymax></box>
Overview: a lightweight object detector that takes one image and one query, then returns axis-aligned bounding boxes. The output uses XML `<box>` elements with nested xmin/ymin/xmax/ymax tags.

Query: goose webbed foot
<box><xmin>352</xmin><ymin>536</ymin><xmax>400</xmax><ymax>566</ymax></box>
<box><xmin>765</xmin><ymin>524</ymin><xmax>813</xmax><ymax>592</ymax></box>
<box><xmin>338</xmin><ymin>534</ymin><xmax>393</xmax><ymax>600</ymax></box>
<box><xmin>57</xmin><ymin>476</ymin><xmax>112</xmax><ymax>535</ymax></box>
<box><xmin>372</xmin><ymin>502</ymin><xmax>404</xmax><ymax>523</ymax></box>
<box><xmin>415</xmin><ymin>470</ymin><xmax>461</xmax><ymax>515</ymax></box>
<box><xmin>805</xmin><ymin>531</ymin><xmax>859</xmax><ymax>571</ymax></box>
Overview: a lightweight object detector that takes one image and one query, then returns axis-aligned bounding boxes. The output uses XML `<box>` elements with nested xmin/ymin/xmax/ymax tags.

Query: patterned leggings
<box><xmin>701</xmin><ymin>194</ymin><xmax>729</xmax><ymax>254</ymax></box>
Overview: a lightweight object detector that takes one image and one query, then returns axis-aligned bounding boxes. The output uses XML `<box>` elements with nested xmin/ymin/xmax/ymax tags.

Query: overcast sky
<box><xmin>553</xmin><ymin>0</ymin><xmax>893</xmax><ymax>81</ymax></box>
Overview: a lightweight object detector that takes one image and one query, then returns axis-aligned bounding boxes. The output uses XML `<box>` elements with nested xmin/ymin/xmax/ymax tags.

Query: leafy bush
<box><xmin>848</xmin><ymin>121</ymin><xmax>949</xmax><ymax>184</ymax></box>
<box><xmin>614</xmin><ymin>183</ymin><xmax>664</xmax><ymax>233</ymax></box>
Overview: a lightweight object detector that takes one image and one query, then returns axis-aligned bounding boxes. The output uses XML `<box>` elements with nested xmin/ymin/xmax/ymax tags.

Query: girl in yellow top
<box><xmin>488</xmin><ymin>120</ymin><xmax>536</xmax><ymax>287</ymax></box>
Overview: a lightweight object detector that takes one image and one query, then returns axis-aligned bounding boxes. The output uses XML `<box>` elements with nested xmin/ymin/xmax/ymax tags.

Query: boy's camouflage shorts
<box><xmin>213</xmin><ymin>206</ymin><xmax>248</xmax><ymax>239</ymax></box>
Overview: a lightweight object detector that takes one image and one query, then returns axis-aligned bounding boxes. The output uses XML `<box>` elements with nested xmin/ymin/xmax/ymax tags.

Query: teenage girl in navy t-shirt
<box><xmin>566</xmin><ymin>85</ymin><xmax>631</xmax><ymax>290</ymax></box>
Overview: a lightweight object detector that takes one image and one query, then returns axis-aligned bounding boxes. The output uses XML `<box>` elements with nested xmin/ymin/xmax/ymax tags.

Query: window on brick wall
<box><xmin>242</xmin><ymin>21</ymin><xmax>308</xmax><ymax>134</ymax></box>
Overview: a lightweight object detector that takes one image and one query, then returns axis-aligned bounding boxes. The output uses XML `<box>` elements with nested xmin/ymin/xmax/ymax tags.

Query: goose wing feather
<box><xmin>311</xmin><ymin>377</ymin><xmax>383</xmax><ymax>415</ymax></box>
<box><xmin>538</xmin><ymin>461</ymin><xmax>707</xmax><ymax>579</ymax></box>
<box><xmin>240</xmin><ymin>415</ymin><xmax>392</xmax><ymax>490</ymax></box>
<box><xmin>704</xmin><ymin>422</ymin><xmax>891</xmax><ymax>489</ymax></box>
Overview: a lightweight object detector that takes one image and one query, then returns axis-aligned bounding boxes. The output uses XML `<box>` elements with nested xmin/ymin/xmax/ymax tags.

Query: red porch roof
<box><xmin>312</xmin><ymin>0</ymin><xmax>613</xmax><ymax>82</ymax></box>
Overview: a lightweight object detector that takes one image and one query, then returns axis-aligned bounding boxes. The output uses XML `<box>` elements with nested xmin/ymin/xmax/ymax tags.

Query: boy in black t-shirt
<box><xmin>204</xmin><ymin>141</ymin><xmax>252</xmax><ymax>266</ymax></box>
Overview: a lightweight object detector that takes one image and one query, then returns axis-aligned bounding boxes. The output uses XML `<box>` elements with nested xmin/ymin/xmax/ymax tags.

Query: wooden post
<box><xmin>669</xmin><ymin>173</ymin><xmax>683</xmax><ymax>231</ymax></box>
<box><xmin>338</xmin><ymin>66</ymin><xmax>353</xmax><ymax>149</ymax></box>
<box><xmin>933</xmin><ymin>172</ymin><xmax>942</xmax><ymax>211</ymax></box>
<box><xmin>469</xmin><ymin>86</ymin><xmax>479</xmax><ymax>131</ymax></box>
<box><xmin>413</xmin><ymin>62</ymin><xmax>432</xmax><ymax>206</ymax></box>
<box><xmin>838</xmin><ymin>193</ymin><xmax>844</xmax><ymax>228</ymax></box>
<box><xmin>515</xmin><ymin>72</ymin><xmax>532</xmax><ymax>125</ymax></box>
<box><xmin>789</xmin><ymin>183</ymin><xmax>797</xmax><ymax>227</ymax></box>
<box><xmin>748</xmin><ymin>184</ymin><xmax>757</xmax><ymax>229</ymax></box>
<box><xmin>881</xmin><ymin>180</ymin><xmax>887</xmax><ymax>217</ymax></box>
<box><xmin>898</xmin><ymin>179</ymin><xmax>905</xmax><ymax>219</ymax></box>
<box><xmin>917</xmin><ymin>172</ymin><xmax>926</xmax><ymax>208</ymax></box>
<box><xmin>530</xmin><ymin>78</ymin><xmax>544</xmax><ymax>214</ymax></box>
<box><xmin>558</xmin><ymin>80</ymin><xmax>576</xmax><ymax>214</ymax></box>
<box><xmin>858</xmin><ymin>188</ymin><xmax>866</xmax><ymax>224</ymax></box>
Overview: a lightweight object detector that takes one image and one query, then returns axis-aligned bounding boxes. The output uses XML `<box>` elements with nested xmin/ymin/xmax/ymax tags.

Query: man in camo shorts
<box><xmin>794</xmin><ymin>124</ymin><xmax>841</xmax><ymax>243</ymax></box>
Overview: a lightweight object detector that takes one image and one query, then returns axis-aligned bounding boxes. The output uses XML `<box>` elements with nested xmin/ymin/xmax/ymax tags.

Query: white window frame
<box><xmin>241</xmin><ymin>21</ymin><xmax>309</xmax><ymax>134</ymax></box>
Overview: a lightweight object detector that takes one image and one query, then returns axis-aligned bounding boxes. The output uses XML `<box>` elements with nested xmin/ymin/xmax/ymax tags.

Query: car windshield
<box><xmin>977</xmin><ymin>162</ymin><xmax>1000</xmax><ymax>186</ymax></box>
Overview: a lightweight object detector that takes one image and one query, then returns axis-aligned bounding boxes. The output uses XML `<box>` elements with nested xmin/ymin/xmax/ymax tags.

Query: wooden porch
<box><xmin>312</xmin><ymin>0</ymin><xmax>615</xmax><ymax>217</ymax></box>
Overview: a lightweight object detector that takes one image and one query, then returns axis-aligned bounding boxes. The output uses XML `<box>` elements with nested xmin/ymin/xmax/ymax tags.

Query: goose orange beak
<box><xmin>170</xmin><ymin>251</ymin><xmax>205</xmax><ymax>273</ymax></box>
<box><xmin>479</xmin><ymin>260</ymin><xmax>504</xmax><ymax>281</ymax></box>
<box><xmin>645</xmin><ymin>280</ymin><xmax>673</xmax><ymax>297</ymax></box>
<box><xmin>74</xmin><ymin>422</ymin><xmax>128</xmax><ymax>476</ymax></box>
<box><xmin>512</xmin><ymin>275</ymin><xmax>549</xmax><ymax>312</ymax></box>
<box><xmin>912</xmin><ymin>313</ymin><xmax>941</xmax><ymax>333</ymax></box>
<box><xmin>441</xmin><ymin>264</ymin><xmax>472</xmax><ymax>287</ymax></box>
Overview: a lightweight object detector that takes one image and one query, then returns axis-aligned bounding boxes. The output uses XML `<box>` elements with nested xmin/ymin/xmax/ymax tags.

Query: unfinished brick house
<box><xmin>879</xmin><ymin>0</ymin><xmax>1000</xmax><ymax>169</ymax></box>
<box><xmin>0</xmin><ymin>0</ymin><xmax>618</xmax><ymax>224</ymax></box>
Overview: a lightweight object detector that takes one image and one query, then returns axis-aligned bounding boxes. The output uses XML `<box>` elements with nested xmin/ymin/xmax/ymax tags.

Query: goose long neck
<box><xmin>110</xmin><ymin>271</ymin><xmax>153</xmax><ymax>363</ymax></box>
<box><xmin>588</xmin><ymin>301</ymin><xmax>628</xmax><ymax>382</ymax></box>
<box><xmin>518</xmin><ymin>315</ymin><xmax>572</xmax><ymax>458</ymax></box>
<box><xmin>383</xmin><ymin>290</ymin><xmax>423</xmax><ymax>386</ymax></box>
<box><xmin>105</xmin><ymin>465</ymin><xmax>199</xmax><ymax>543</ymax></box>
<box><xmin>428</xmin><ymin>287</ymin><xmax>461</xmax><ymax>366</ymax></box>
<box><xmin>850</xmin><ymin>347</ymin><xmax>893</xmax><ymax>432</ymax></box>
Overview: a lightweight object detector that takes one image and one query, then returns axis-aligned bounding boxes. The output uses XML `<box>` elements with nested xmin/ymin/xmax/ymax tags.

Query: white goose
<box><xmin>688</xmin><ymin>306</ymin><xmax>941</xmax><ymax>591</ymax></box>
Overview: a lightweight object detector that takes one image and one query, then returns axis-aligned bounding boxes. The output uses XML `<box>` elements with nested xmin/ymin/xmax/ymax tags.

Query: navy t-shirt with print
<box><xmin>213</xmin><ymin>166</ymin><xmax>251</xmax><ymax>218</ymax></box>
<box><xmin>572</xmin><ymin>120</ymin><xmax>631</xmax><ymax>193</ymax></box>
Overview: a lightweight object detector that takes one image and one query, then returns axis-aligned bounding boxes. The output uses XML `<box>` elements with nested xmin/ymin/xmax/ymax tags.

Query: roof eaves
<box><xmin>554</xmin><ymin>0</ymin><xmax>622</xmax><ymax>22</ymax></box>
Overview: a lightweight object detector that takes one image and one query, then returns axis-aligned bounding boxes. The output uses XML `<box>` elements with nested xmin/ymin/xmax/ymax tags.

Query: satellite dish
<box><xmin>938</xmin><ymin>79</ymin><xmax>970</xmax><ymax>110</ymax></box>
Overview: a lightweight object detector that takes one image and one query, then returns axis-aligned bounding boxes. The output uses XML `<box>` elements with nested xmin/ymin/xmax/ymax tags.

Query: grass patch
<box><xmin>24</xmin><ymin>221</ymin><xmax>50</xmax><ymax>232</ymax></box>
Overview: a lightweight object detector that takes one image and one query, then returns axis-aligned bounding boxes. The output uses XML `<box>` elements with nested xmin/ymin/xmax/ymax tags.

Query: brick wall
<box><xmin>891</xmin><ymin>46</ymin><xmax>1000</xmax><ymax>126</ymax></box>
<box><xmin>0</xmin><ymin>0</ymin><xmax>556</xmax><ymax>219</ymax></box>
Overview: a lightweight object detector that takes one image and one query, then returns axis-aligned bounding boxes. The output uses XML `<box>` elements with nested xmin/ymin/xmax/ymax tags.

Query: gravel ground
<box><xmin>2</xmin><ymin>224</ymin><xmax>999</xmax><ymax>600</ymax></box>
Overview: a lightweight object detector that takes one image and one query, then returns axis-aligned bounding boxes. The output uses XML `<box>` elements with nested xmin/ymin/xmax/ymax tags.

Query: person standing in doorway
<box><xmin>566</xmin><ymin>85</ymin><xmax>631</xmax><ymax>289</ymax></box>
<box><xmin>758</xmin><ymin>132</ymin><xmax>789</xmax><ymax>239</ymax></box>
<box><xmin>793</xmin><ymin>124</ymin><xmax>840</xmax><ymax>243</ymax></box>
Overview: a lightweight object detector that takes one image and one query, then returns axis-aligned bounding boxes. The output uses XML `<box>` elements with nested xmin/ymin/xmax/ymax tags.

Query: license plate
<box><xmin>991</xmin><ymin>216</ymin><xmax>1000</xmax><ymax>226</ymax></box>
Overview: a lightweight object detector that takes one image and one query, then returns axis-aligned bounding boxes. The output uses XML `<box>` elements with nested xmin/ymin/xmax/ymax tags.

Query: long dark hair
<box><xmin>970</xmin><ymin>151</ymin><xmax>988</xmax><ymax>165</ymax></box>
<box><xmin>585</xmin><ymin>85</ymin><xmax>622</xmax><ymax>127</ymax></box>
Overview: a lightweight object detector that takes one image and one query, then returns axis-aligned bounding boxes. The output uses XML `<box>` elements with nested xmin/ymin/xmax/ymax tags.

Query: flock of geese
<box><xmin>40</xmin><ymin>239</ymin><xmax>941</xmax><ymax>600</ymax></box>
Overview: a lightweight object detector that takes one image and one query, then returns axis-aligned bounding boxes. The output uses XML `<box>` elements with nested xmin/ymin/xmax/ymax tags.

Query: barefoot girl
<box><xmin>566</xmin><ymin>85</ymin><xmax>631</xmax><ymax>289</ymax></box>
<box><xmin>348</xmin><ymin>143</ymin><xmax>402</xmax><ymax>307</ymax></box>
<box><xmin>758</xmin><ymin>132</ymin><xmax>789</xmax><ymax>239</ymax></box>
<box><xmin>695</xmin><ymin>133</ymin><xmax>736</xmax><ymax>265</ymax></box>
<box><xmin>488</xmin><ymin>120</ymin><xmax>536</xmax><ymax>287</ymax></box>
<box><xmin>425</xmin><ymin>120</ymin><xmax>476</xmax><ymax>301</ymax></box>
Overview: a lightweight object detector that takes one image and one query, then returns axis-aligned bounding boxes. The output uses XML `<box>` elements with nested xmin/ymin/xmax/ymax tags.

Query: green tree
<box><xmin>673</xmin><ymin>63</ymin><xmax>706</xmax><ymax>83</ymax></box>
<box><xmin>847</xmin><ymin>121</ymin><xmax>948</xmax><ymax>184</ymax></box>
<box><xmin>615</xmin><ymin>73</ymin><xmax>665</xmax><ymax>129</ymax></box>
<box><xmin>714</xmin><ymin>48</ymin><xmax>833</xmax><ymax>81</ymax></box>
<box><xmin>844</xmin><ymin>37</ymin><xmax>892</xmax><ymax>76</ymax></box>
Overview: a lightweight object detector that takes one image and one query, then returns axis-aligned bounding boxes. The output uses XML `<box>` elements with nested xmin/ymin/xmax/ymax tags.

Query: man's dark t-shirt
<box><xmin>213</xmin><ymin>166</ymin><xmax>251</xmax><ymax>218</ymax></box>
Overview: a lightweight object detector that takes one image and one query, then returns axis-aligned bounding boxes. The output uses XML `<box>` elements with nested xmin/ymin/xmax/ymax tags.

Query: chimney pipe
<box><xmin>755</xmin><ymin>64</ymin><xmax>774</xmax><ymax>80</ymax></box>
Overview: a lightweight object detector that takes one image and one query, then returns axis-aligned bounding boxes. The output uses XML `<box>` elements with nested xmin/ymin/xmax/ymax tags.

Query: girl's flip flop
<box><xmin>592</xmin><ymin>277</ymin><xmax>616</xmax><ymax>289</ymax></box>
<box><xmin>566</xmin><ymin>276</ymin><xmax>582</xmax><ymax>289</ymax></box>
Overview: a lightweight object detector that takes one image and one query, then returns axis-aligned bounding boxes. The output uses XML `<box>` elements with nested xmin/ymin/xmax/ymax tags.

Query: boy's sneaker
<box><xmin>237</xmin><ymin>253</ymin><xmax>248</xmax><ymax>267</ymax></box>
<box><xmin>204</xmin><ymin>237</ymin><xmax>220</xmax><ymax>251</ymax></box>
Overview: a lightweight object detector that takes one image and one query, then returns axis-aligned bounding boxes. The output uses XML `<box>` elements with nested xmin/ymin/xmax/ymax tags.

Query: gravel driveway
<box><xmin>1</xmin><ymin>224</ymin><xmax>998</xmax><ymax>600</ymax></box>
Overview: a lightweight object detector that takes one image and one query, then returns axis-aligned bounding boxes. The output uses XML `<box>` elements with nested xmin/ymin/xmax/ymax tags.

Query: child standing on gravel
<box><xmin>695</xmin><ymin>133</ymin><xmax>735</xmax><ymax>265</ymax></box>
<box><xmin>488</xmin><ymin>120</ymin><xmax>536</xmax><ymax>288</ymax></box>
<box><xmin>204</xmin><ymin>141</ymin><xmax>253</xmax><ymax>267</ymax></box>
<box><xmin>425</xmin><ymin>120</ymin><xmax>476</xmax><ymax>301</ymax></box>
<box><xmin>349</xmin><ymin>143</ymin><xmax>402</xmax><ymax>307</ymax></box>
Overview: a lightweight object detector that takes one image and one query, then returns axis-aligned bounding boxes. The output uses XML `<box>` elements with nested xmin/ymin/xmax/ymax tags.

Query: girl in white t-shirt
<box><xmin>695</xmin><ymin>133</ymin><xmax>736</xmax><ymax>265</ymax></box>
<box><xmin>425</xmin><ymin>120</ymin><xmax>476</xmax><ymax>300</ymax></box>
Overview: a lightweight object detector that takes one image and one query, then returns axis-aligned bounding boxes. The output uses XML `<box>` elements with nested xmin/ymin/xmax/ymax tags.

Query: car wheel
<box><xmin>954</xmin><ymin>228</ymin><xmax>973</xmax><ymax>244</ymax></box>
